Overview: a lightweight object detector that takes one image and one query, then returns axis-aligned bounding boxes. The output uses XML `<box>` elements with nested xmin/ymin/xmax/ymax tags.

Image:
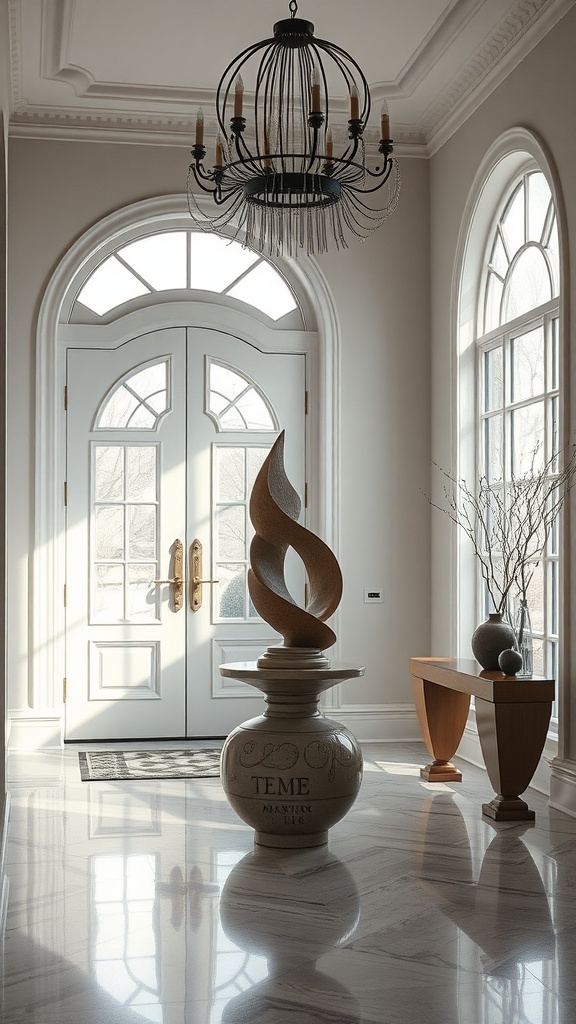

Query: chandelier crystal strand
<box><xmin>187</xmin><ymin>1</ymin><xmax>399</xmax><ymax>257</ymax></box>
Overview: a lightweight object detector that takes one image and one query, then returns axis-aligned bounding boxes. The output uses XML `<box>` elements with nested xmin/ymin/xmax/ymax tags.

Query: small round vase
<box><xmin>220</xmin><ymin>655</ymin><xmax>364</xmax><ymax>849</ymax></box>
<box><xmin>498</xmin><ymin>647</ymin><xmax>523</xmax><ymax>676</ymax></box>
<box><xmin>472</xmin><ymin>613</ymin><xmax>516</xmax><ymax>671</ymax></box>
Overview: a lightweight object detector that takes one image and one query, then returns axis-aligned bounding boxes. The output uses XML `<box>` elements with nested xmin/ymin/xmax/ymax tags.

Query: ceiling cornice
<box><xmin>8</xmin><ymin>0</ymin><xmax>576</xmax><ymax>156</ymax></box>
<box><xmin>423</xmin><ymin>0</ymin><xmax>576</xmax><ymax>153</ymax></box>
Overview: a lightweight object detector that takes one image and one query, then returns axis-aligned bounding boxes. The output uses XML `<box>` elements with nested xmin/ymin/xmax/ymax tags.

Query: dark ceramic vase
<box><xmin>471</xmin><ymin>613</ymin><xmax>516</xmax><ymax>671</ymax></box>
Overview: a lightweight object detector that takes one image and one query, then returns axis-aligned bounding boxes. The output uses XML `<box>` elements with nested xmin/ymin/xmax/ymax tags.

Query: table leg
<box><xmin>475</xmin><ymin>697</ymin><xmax>552</xmax><ymax>821</ymax></box>
<box><xmin>411</xmin><ymin>676</ymin><xmax>471</xmax><ymax>783</ymax></box>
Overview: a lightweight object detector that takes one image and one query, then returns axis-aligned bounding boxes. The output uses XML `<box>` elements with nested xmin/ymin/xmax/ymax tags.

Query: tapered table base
<box><xmin>410</xmin><ymin>658</ymin><xmax>554</xmax><ymax>821</ymax></box>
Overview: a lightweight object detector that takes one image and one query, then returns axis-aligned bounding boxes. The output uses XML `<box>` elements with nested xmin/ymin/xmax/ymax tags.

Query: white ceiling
<box><xmin>7</xmin><ymin>0</ymin><xmax>575</xmax><ymax>153</ymax></box>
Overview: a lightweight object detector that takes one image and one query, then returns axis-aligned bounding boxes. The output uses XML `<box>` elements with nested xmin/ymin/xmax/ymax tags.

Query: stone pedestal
<box><xmin>220</xmin><ymin>653</ymin><xmax>364</xmax><ymax>848</ymax></box>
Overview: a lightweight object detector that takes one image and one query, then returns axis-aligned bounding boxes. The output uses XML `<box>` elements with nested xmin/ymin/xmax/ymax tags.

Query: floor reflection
<box><xmin>4</xmin><ymin>743</ymin><xmax>576</xmax><ymax>1023</ymax></box>
<box><xmin>418</xmin><ymin>794</ymin><xmax>557</xmax><ymax>1024</ymax></box>
<box><xmin>218</xmin><ymin>847</ymin><xmax>361</xmax><ymax>1023</ymax></box>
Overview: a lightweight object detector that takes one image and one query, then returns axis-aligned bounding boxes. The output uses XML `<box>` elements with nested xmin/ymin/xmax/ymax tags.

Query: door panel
<box><xmin>65</xmin><ymin>326</ymin><xmax>305</xmax><ymax>740</ymax></box>
<box><xmin>65</xmin><ymin>330</ymin><xmax>187</xmax><ymax>740</ymax></box>
<box><xmin>185</xmin><ymin>329</ymin><xmax>305</xmax><ymax>736</ymax></box>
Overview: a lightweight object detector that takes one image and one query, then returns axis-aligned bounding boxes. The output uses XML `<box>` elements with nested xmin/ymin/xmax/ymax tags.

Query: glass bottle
<box><xmin>515</xmin><ymin>598</ymin><xmax>533</xmax><ymax>678</ymax></box>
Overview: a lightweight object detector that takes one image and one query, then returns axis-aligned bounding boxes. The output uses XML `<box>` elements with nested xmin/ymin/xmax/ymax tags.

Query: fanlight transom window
<box><xmin>75</xmin><ymin>230</ymin><xmax>298</xmax><ymax>323</ymax></box>
<box><xmin>206</xmin><ymin>359</ymin><xmax>277</xmax><ymax>432</ymax></box>
<box><xmin>96</xmin><ymin>360</ymin><xmax>170</xmax><ymax>430</ymax></box>
<box><xmin>484</xmin><ymin>171</ymin><xmax>559</xmax><ymax>334</ymax></box>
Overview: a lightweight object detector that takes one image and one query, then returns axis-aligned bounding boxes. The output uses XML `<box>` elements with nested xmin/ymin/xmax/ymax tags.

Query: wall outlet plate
<box><xmin>364</xmin><ymin>588</ymin><xmax>384</xmax><ymax>603</ymax></box>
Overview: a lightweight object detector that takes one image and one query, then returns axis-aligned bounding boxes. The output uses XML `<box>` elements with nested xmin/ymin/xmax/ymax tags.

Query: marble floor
<box><xmin>2</xmin><ymin>740</ymin><xmax>576</xmax><ymax>1024</ymax></box>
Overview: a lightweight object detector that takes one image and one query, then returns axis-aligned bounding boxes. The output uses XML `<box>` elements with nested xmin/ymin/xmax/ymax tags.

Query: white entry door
<box><xmin>65</xmin><ymin>326</ymin><xmax>305</xmax><ymax>740</ymax></box>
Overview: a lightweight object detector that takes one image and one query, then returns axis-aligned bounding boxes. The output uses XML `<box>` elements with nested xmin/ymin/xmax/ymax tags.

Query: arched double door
<box><xmin>65</xmin><ymin>324</ymin><xmax>306</xmax><ymax>740</ymax></box>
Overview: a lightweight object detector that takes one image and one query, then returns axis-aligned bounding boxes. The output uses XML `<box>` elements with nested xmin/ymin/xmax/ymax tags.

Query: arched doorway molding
<box><xmin>451</xmin><ymin>127</ymin><xmax>569</xmax><ymax>786</ymax></box>
<box><xmin>30</xmin><ymin>195</ymin><xmax>341</xmax><ymax>744</ymax></box>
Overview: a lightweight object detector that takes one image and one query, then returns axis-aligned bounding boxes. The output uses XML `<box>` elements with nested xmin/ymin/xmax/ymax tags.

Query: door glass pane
<box><xmin>247</xmin><ymin>447</ymin><xmax>270</xmax><ymax>491</ymax></box>
<box><xmin>211</xmin><ymin>364</ymin><xmax>249</xmax><ymax>400</ymax></box>
<box><xmin>99</xmin><ymin>389</ymin><xmax>141</xmax><ymax>430</ymax></box>
<box><xmin>510</xmin><ymin>326</ymin><xmax>545</xmax><ymax>402</ymax></box>
<box><xmin>219</xmin><ymin>407</ymin><xmax>246</xmax><ymax>430</ymax></box>
<box><xmin>235</xmin><ymin>390</ymin><xmax>274</xmax><ymax>430</ymax></box>
<box><xmin>98</xmin><ymin>362</ymin><xmax>168</xmax><ymax>429</ymax></box>
<box><xmin>95</xmin><ymin>446</ymin><xmax>124</xmax><ymax>501</ymax></box>
<box><xmin>94</xmin><ymin>564</ymin><xmax>124</xmax><ymax>621</ymax></box>
<box><xmin>217</xmin><ymin>506</ymin><xmax>246</xmax><ymax>560</ymax></box>
<box><xmin>126</xmin><ymin>447</ymin><xmax>157</xmax><ymax>501</ymax></box>
<box><xmin>218</xmin><ymin>565</ymin><xmax>246</xmax><ymax>618</ymax></box>
<box><xmin>127</xmin><ymin>565</ymin><xmax>157</xmax><ymax>620</ymax></box>
<box><xmin>216</xmin><ymin>448</ymin><xmax>245</xmax><ymax>501</ymax></box>
<box><xmin>95</xmin><ymin>506</ymin><xmax>124</xmax><ymax>560</ymax></box>
<box><xmin>127</xmin><ymin>506</ymin><xmax>156</xmax><ymax>560</ymax></box>
<box><xmin>208</xmin><ymin>360</ymin><xmax>276</xmax><ymax>432</ymax></box>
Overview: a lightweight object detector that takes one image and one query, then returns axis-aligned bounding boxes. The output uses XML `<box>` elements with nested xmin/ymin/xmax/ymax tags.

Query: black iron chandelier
<box><xmin>187</xmin><ymin>0</ymin><xmax>400</xmax><ymax>258</ymax></box>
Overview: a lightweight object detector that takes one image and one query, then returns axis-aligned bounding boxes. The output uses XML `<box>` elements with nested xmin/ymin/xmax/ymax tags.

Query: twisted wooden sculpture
<box><xmin>248</xmin><ymin>432</ymin><xmax>342</xmax><ymax>650</ymax></box>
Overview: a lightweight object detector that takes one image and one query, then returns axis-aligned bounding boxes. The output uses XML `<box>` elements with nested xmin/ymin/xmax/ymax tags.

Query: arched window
<box><xmin>477</xmin><ymin>170</ymin><xmax>560</xmax><ymax>678</ymax></box>
<box><xmin>73</xmin><ymin>229</ymin><xmax>299</xmax><ymax>323</ymax></box>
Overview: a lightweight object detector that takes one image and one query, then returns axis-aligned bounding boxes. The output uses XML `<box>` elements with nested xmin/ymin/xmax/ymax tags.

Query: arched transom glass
<box><xmin>96</xmin><ymin>360</ymin><xmax>169</xmax><ymax>430</ymax></box>
<box><xmin>484</xmin><ymin>171</ymin><xmax>559</xmax><ymax>334</ymax></box>
<box><xmin>75</xmin><ymin>230</ymin><xmax>299</xmax><ymax>322</ymax></box>
<box><xmin>206</xmin><ymin>359</ymin><xmax>277</xmax><ymax>432</ymax></box>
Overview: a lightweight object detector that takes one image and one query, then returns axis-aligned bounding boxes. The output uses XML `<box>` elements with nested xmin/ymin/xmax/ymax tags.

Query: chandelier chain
<box><xmin>289</xmin><ymin>1</ymin><xmax>298</xmax><ymax>17</ymax></box>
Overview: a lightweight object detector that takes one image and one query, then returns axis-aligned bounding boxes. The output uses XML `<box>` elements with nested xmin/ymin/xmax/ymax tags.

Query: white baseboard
<box><xmin>328</xmin><ymin>704</ymin><xmax>421</xmax><ymax>743</ymax></box>
<box><xmin>8</xmin><ymin>711</ymin><xmax>63</xmax><ymax>749</ymax></box>
<box><xmin>549</xmin><ymin>758</ymin><xmax>576</xmax><ymax>818</ymax></box>
<box><xmin>0</xmin><ymin>792</ymin><xmax>10</xmax><ymax>934</ymax></box>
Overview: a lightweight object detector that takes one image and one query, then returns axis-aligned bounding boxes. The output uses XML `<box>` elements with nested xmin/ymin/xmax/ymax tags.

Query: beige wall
<box><xmin>430</xmin><ymin>8</ymin><xmax>576</xmax><ymax>777</ymax></box>
<box><xmin>6</xmin><ymin>136</ymin><xmax>431</xmax><ymax>735</ymax></box>
<box><xmin>0</xmin><ymin>0</ymin><xmax>10</xmax><ymax>837</ymax></box>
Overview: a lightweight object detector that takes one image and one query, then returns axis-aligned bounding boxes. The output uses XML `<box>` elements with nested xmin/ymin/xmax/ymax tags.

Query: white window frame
<box><xmin>475</xmin><ymin>169</ymin><xmax>560</xmax><ymax>688</ymax></box>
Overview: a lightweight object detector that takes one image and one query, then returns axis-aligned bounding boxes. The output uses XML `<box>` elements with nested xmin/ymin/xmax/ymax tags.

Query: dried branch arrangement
<box><xmin>427</xmin><ymin>444</ymin><xmax>576</xmax><ymax>617</ymax></box>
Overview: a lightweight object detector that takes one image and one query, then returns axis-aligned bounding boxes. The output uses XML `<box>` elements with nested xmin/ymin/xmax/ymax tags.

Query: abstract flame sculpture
<box><xmin>219</xmin><ymin>429</ymin><xmax>364</xmax><ymax>848</ymax></box>
<box><xmin>248</xmin><ymin>431</ymin><xmax>342</xmax><ymax>652</ymax></box>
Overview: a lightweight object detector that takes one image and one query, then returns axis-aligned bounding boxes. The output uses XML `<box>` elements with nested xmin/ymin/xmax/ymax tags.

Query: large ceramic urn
<box><xmin>220</xmin><ymin>432</ymin><xmax>364</xmax><ymax>848</ymax></box>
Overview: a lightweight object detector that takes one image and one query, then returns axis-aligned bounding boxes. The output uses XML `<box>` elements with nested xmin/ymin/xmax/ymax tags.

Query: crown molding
<box><xmin>372</xmin><ymin>0</ymin><xmax>485</xmax><ymax>102</ymax></box>
<box><xmin>424</xmin><ymin>0</ymin><xmax>576</xmax><ymax>154</ymax></box>
<box><xmin>8</xmin><ymin>112</ymin><xmax>426</xmax><ymax>157</ymax></box>
<box><xmin>8</xmin><ymin>0</ymin><xmax>575</xmax><ymax>156</ymax></box>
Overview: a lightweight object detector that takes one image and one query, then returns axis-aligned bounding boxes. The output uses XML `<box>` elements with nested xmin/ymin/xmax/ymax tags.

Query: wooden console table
<box><xmin>410</xmin><ymin>657</ymin><xmax>554</xmax><ymax>821</ymax></box>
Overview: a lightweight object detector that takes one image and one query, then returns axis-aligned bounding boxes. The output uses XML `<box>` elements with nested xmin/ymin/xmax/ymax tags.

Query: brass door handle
<box><xmin>190</xmin><ymin>540</ymin><xmax>218</xmax><ymax>611</ymax></box>
<box><xmin>152</xmin><ymin>540</ymin><xmax>184</xmax><ymax>611</ymax></box>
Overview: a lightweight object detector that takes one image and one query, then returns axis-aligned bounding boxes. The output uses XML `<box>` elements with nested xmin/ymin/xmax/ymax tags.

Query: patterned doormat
<box><xmin>78</xmin><ymin>748</ymin><xmax>222</xmax><ymax>781</ymax></box>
